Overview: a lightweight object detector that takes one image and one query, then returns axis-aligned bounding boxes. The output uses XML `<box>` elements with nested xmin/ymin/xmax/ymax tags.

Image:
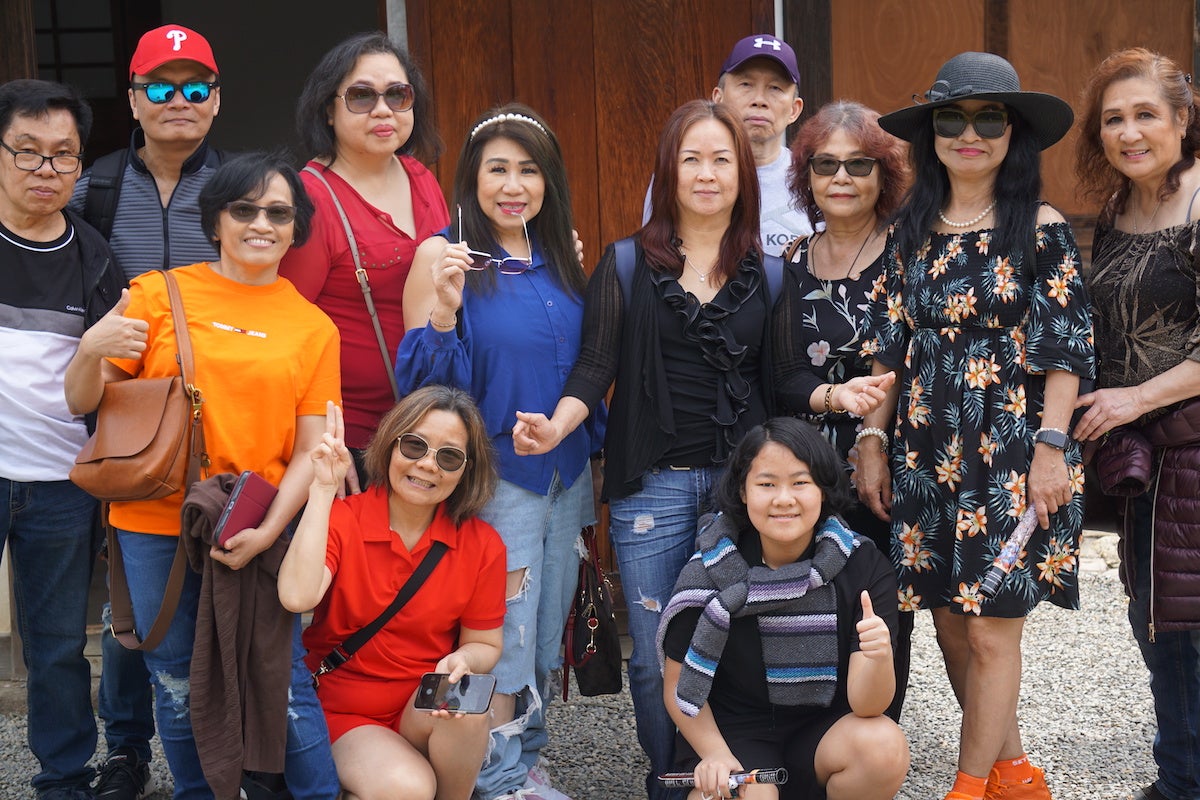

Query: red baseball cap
<box><xmin>129</xmin><ymin>25</ymin><xmax>218</xmax><ymax>80</ymax></box>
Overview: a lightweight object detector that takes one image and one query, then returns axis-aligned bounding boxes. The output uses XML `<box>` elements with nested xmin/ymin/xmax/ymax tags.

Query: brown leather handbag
<box><xmin>70</xmin><ymin>269</ymin><xmax>205</xmax><ymax>502</ymax></box>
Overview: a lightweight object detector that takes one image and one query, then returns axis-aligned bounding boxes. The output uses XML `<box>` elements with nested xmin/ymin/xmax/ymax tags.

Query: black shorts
<box><xmin>672</xmin><ymin>707</ymin><xmax>846</xmax><ymax>800</ymax></box>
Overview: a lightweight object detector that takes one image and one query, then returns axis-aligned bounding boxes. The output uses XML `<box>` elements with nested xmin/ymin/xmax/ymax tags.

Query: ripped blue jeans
<box><xmin>117</xmin><ymin>529</ymin><xmax>338</xmax><ymax>799</ymax></box>
<box><xmin>608</xmin><ymin>466</ymin><xmax>720</xmax><ymax>800</ymax></box>
<box><xmin>474</xmin><ymin>473</ymin><xmax>593</xmax><ymax>799</ymax></box>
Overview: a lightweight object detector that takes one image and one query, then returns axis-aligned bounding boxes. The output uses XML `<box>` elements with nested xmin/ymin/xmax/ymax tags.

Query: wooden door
<box><xmin>818</xmin><ymin>0</ymin><xmax>1193</xmax><ymax>217</ymax></box>
<box><xmin>407</xmin><ymin>0</ymin><xmax>775</xmax><ymax>264</ymax></box>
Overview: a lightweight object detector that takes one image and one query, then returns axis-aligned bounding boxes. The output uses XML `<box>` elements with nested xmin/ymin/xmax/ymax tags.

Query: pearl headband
<box><xmin>469</xmin><ymin>113</ymin><xmax>547</xmax><ymax>139</ymax></box>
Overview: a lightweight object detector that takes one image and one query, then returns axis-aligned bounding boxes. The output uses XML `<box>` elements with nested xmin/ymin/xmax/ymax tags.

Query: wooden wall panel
<box><xmin>830</xmin><ymin>0</ymin><xmax>984</xmax><ymax>117</ymax></box>
<box><xmin>0</xmin><ymin>0</ymin><xmax>36</xmax><ymax>83</ymax></box>
<box><xmin>593</xmin><ymin>0</ymin><xmax>682</xmax><ymax>245</ymax></box>
<box><xmin>512</xmin><ymin>1</ymin><xmax>599</xmax><ymax>271</ymax></box>
<box><xmin>422</xmin><ymin>0</ymin><xmax>514</xmax><ymax>193</ymax></box>
<box><xmin>1008</xmin><ymin>0</ymin><xmax>1192</xmax><ymax>216</ymax></box>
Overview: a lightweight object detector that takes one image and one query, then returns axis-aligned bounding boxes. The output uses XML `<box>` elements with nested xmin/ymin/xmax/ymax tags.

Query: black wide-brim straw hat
<box><xmin>878</xmin><ymin>51</ymin><xmax>1074</xmax><ymax>150</ymax></box>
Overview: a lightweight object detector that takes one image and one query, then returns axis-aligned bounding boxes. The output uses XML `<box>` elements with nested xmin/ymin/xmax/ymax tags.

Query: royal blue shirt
<box><xmin>394</xmin><ymin>234</ymin><xmax>602</xmax><ymax>496</ymax></box>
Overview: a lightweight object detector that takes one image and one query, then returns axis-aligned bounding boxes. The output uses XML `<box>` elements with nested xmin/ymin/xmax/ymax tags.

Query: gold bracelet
<box><xmin>429</xmin><ymin>311</ymin><xmax>457</xmax><ymax>330</ymax></box>
<box><xmin>824</xmin><ymin>383</ymin><xmax>846</xmax><ymax>414</ymax></box>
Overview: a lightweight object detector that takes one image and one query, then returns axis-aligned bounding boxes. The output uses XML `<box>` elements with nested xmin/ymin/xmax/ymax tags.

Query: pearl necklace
<box><xmin>684</xmin><ymin>254</ymin><xmax>715</xmax><ymax>284</ymax></box>
<box><xmin>938</xmin><ymin>200</ymin><xmax>996</xmax><ymax>228</ymax></box>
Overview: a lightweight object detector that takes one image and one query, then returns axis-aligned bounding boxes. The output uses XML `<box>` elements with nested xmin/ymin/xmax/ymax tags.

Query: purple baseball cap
<box><xmin>720</xmin><ymin>34</ymin><xmax>800</xmax><ymax>88</ymax></box>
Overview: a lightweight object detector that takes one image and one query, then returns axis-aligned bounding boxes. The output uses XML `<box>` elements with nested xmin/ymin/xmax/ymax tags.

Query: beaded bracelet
<box><xmin>854</xmin><ymin>427</ymin><xmax>889</xmax><ymax>452</ymax></box>
<box><xmin>429</xmin><ymin>311</ymin><xmax>457</xmax><ymax>331</ymax></box>
<box><xmin>824</xmin><ymin>383</ymin><xmax>846</xmax><ymax>414</ymax></box>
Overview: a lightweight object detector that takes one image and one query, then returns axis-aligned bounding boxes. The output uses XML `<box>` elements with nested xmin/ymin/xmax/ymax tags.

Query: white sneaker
<box><xmin>522</xmin><ymin>761</ymin><xmax>573</xmax><ymax>800</ymax></box>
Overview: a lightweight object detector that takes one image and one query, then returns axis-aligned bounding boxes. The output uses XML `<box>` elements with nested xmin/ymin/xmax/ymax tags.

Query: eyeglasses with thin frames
<box><xmin>0</xmin><ymin>140</ymin><xmax>82</xmax><ymax>174</ymax></box>
<box><xmin>808</xmin><ymin>156</ymin><xmax>878</xmax><ymax>177</ymax></box>
<box><xmin>456</xmin><ymin>205</ymin><xmax>533</xmax><ymax>275</ymax></box>
<box><xmin>396</xmin><ymin>433</ymin><xmax>468</xmax><ymax>472</ymax></box>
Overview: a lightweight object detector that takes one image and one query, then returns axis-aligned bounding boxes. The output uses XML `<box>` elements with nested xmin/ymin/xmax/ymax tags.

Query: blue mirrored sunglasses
<box><xmin>131</xmin><ymin>81</ymin><xmax>218</xmax><ymax>104</ymax></box>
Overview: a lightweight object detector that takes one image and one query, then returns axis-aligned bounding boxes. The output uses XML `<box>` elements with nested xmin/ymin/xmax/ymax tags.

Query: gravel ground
<box><xmin>540</xmin><ymin>566</ymin><xmax>1154</xmax><ymax>800</ymax></box>
<box><xmin>0</xmin><ymin>565</ymin><xmax>1154</xmax><ymax>799</ymax></box>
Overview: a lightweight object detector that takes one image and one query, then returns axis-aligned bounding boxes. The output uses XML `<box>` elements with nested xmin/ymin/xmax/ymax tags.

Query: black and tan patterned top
<box><xmin>1087</xmin><ymin>219</ymin><xmax>1200</xmax><ymax>421</ymax></box>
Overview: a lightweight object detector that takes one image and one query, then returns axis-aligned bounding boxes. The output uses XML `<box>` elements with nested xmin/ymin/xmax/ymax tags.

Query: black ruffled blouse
<box><xmin>563</xmin><ymin>237</ymin><xmax>780</xmax><ymax>500</ymax></box>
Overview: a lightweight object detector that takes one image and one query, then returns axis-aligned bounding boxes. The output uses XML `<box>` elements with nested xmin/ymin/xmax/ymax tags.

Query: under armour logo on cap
<box><xmin>166</xmin><ymin>29</ymin><xmax>187</xmax><ymax>51</ymax></box>
<box><xmin>720</xmin><ymin>33</ymin><xmax>800</xmax><ymax>87</ymax></box>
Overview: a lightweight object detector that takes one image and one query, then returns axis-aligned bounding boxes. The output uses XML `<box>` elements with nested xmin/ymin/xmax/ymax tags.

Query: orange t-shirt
<box><xmin>302</xmin><ymin>489</ymin><xmax>506</xmax><ymax>682</ymax></box>
<box><xmin>107</xmin><ymin>264</ymin><xmax>341</xmax><ymax>535</ymax></box>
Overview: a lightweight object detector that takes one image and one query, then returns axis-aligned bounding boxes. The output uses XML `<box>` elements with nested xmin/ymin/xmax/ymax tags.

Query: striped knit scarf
<box><xmin>656</xmin><ymin>513</ymin><xmax>858</xmax><ymax>716</ymax></box>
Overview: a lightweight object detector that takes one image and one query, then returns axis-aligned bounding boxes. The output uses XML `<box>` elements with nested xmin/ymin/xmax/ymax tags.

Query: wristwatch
<box><xmin>1033</xmin><ymin>427</ymin><xmax>1069</xmax><ymax>451</ymax></box>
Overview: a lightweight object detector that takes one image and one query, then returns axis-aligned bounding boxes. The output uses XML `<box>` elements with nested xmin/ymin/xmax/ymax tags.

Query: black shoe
<box><xmin>94</xmin><ymin>747</ymin><xmax>154</xmax><ymax>800</ymax></box>
<box><xmin>1130</xmin><ymin>785</ymin><xmax>1172</xmax><ymax>800</ymax></box>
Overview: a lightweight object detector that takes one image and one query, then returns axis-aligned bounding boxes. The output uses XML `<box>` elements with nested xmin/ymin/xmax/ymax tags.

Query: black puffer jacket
<box><xmin>1117</xmin><ymin>399</ymin><xmax>1200</xmax><ymax>634</ymax></box>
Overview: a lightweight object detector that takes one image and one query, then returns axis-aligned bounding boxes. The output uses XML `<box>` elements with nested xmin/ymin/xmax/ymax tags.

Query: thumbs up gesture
<box><xmin>82</xmin><ymin>288</ymin><xmax>149</xmax><ymax>360</ymax></box>
<box><xmin>855</xmin><ymin>589</ymin><xmax>892</xmax><ymax>661</ymax></box>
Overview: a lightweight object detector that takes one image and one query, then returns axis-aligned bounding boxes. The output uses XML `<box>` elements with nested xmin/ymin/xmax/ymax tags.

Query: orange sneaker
<box><xmin>945</xmin><ymin>792</ymin><xmax>981</xmax><ymax>800</ymax></box>
<box><xmin>983</xmin><ymin>765</ymin><xmax>1052</xmax><ymax>800</ymax></box>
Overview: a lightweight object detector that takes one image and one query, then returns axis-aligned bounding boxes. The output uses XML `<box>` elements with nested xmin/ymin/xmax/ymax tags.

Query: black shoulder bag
<box><xmin>312</xmin><ymin>540</ymin><xmax>448</xmax><ymax>685</ymax></box>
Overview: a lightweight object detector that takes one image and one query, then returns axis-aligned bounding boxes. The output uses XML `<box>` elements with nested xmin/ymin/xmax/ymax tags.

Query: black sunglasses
<box><xmin>337</xmin><ymin>83</ymin><xmax>415</xmax><ymax>114</ymax></box>
<box><xmin>808</xmin><ymin>156</ymin><xmax>878</xmax><ymax>177</ymax></box>
<box><xmin>397</xmin><ymin>433</ymin><xmax>468</xmax><ymax>472</ymax></box>
<box><xmin>224</xmin><ymin>201</ymin><xmax>296</xmax><ymax>225</ymax></box>
<box><xmin>131</xmin><ymin>81</ymin><xmax>218</xmax><ymax>104</ymax></box>
<box><xmin>932</xmin><ymin>108</ymin><xmax>1009</xmax><ymax>139</ymax></box>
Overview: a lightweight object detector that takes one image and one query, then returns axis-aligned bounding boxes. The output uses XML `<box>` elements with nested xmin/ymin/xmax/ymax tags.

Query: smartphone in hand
<box><xmin>413</xmin><ymin>672</ymin><xmax>496</xmax><ymax>714</ymax></box>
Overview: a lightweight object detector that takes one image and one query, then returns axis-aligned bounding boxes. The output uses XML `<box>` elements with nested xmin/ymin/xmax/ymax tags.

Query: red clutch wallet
<box><xmin>214</xmin><ymin>471</ymin><xmax>277</xmax><ymax>548</ymax></box>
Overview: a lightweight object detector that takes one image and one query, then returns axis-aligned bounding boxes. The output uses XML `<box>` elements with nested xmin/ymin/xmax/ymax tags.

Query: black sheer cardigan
<box><xmin>562</xmin><ymin>236</ymin><xmax>806</xmax><ymax>501</ymax></box>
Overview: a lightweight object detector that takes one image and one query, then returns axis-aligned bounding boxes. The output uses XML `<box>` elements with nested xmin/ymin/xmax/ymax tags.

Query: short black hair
<box><xmin>714</xmin><ymin>417</ymin><xmax>852</xmax><ymax>532</ymax></box>
<box><xmin>295</xmin><ymin>32</ymin><xmax>442</xmax><ymax>165</ymax></box>
<box><xmin>198</xmin><ymin>152</ymin><xmax>315</xmax><ymax>248</ymax></box>
<box><xmin>0</xmin><ymin>79</ymin><xmax>92</xmax><ymax>146</ymax></box>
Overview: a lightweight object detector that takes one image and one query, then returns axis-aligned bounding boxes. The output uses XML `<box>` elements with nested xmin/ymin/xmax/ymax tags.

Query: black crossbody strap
<box><xmin>313</xmin><ymin>540</ymin><xmax>449</xmax><ymax>680</ymax></box>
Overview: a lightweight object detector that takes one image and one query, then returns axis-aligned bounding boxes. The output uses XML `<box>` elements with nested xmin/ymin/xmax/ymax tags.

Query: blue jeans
<box><xmin>608</xmin><ymin>466</ymin><xmax>720</xmax><ymax>800</ymax></box>
<box><xmin>0</xmin><ymin>478</ymin><xmax>99</xmax><ymax>795</ymax></box>
<box><xmin>475</xmin><ymin>473</ymin><xmax>592</xmax><ymax>799</ymax></box>
<box><xmin>117</xmin><ymin>529</ymin><xmax>339</xmax><ymax>799</ymax></box>
<box><xmin>99</xmin><ymin>598</ymin><xmax>155</xmax><ymax>761</ymax></box>
<box><xmin>1129</xmin><ymin>495</ymin><xmax>1200</xmax><ymax>800</ymax></box>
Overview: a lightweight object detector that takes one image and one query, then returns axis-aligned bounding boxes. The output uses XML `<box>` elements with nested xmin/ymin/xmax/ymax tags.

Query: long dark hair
<box><xmin>295</xmin><ymin>32</ymin><xmax>442</xmax><ymax>165</ymax></box>
<box><xmin>452</xmin><ymin>103</ymin><xmax>585</xmax><ymax>297</ymax></box>
<box><xmin>641</xmin><ymin>100</ymin><xmax>761</xmax><ymax>282</ymax></box>
<box><xmin>1075</xmin><ymin>47</ymin><xmax>1200</xmax><ymax>214</ymax></box>
<box><xmin>892</xmin><ymin>106</ymin><xmax>1041</xmax><ymax>268</ymax></box>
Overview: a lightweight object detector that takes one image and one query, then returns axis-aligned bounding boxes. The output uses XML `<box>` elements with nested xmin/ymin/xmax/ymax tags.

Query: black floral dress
<box><xmin>777</xmin><ymin>235</ymin><xmax>890</xmax><ymax>549</ymax></box>
<box><xmin>863</xmin><ymin>222</ymin><xmax>1095</xmax><ymax>616</ymax></box>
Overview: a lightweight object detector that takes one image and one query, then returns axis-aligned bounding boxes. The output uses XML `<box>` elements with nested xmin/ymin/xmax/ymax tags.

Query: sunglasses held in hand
<box><xmin>456</xmin><ymin>205</ymin><xmax>533</xmax><ymax>275</ymax></box>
